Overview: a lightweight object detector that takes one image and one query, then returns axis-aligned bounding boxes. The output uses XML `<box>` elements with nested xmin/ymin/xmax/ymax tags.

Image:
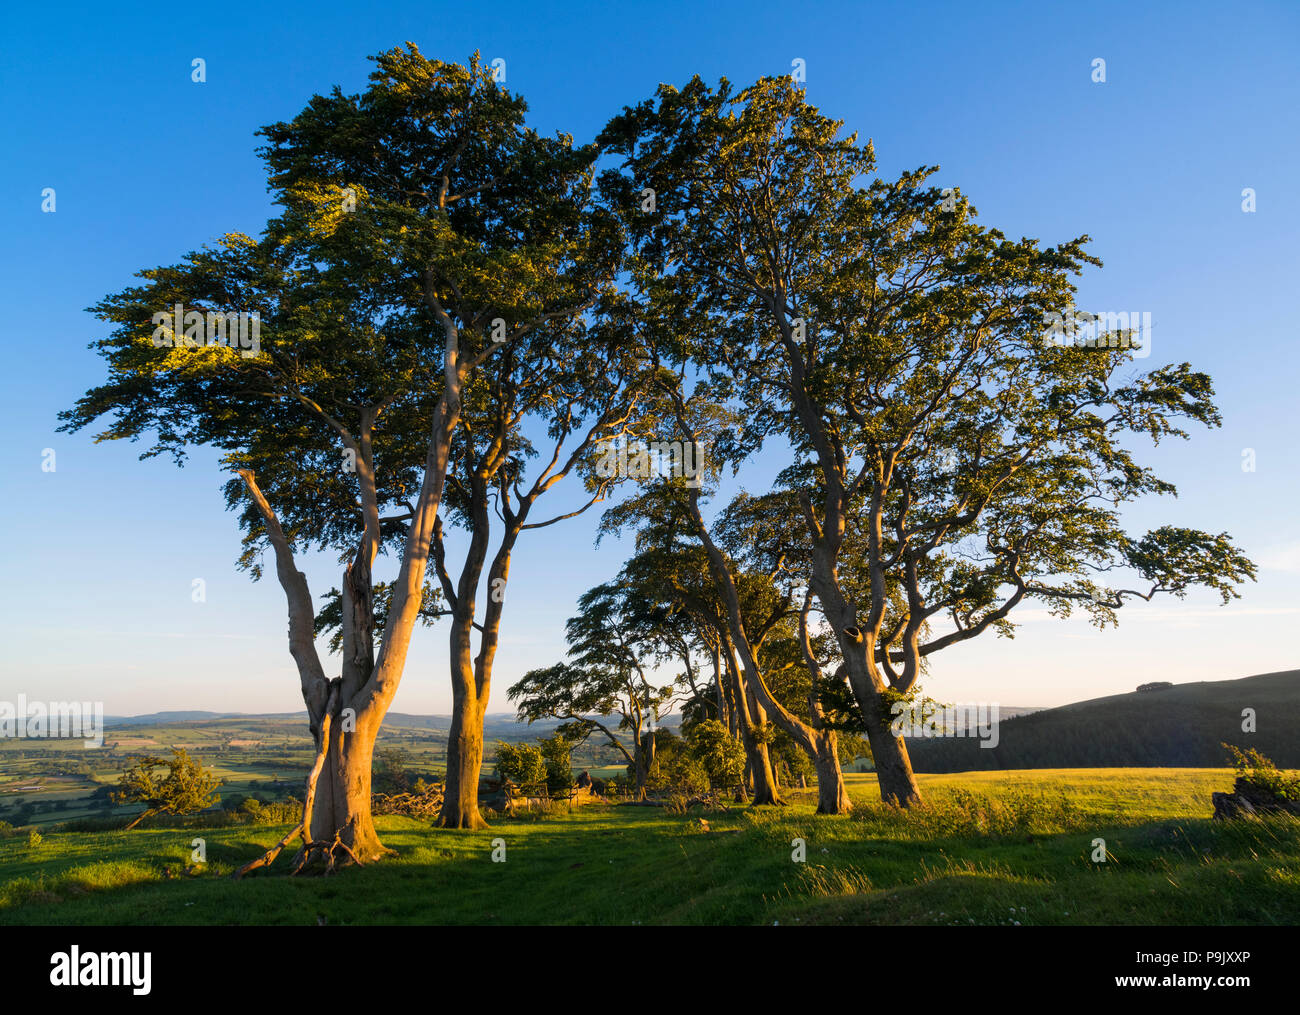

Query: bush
<box><xmin>249</xmin><ymin>797</ymin><xmax>302</xmax><ymax>824</ymax></box>
<box><xmin>645</xmin><ymin>730</ymin><xmax>709</xmax><ymax>796</ymax></box>
<box><xmin>495</xmin><ymin>741</ymin><xmax>546</xmax><ymax>790</ymax></box>
<box><xmin>50</xmin><ymin>816</ymin><xmax>130</xmax><ymax>834</ymax></box>
<box><xmin>1224</xmin><ymin>743</ymin><xmax>1300</xmax><ymax>800</ymax></box>
<box><xmin>538</xmin><ymin>735</ymin><xmax>573</xmax><ymax>796</ymax></box>
<box><xmin>112</xmin><ymin>748</ymin><xmax>219</xmax><ymax>828</ymax></box>
<box><xmin>688</xmin><ymin>720</ymin><xmax>746</xmax><ymax>790</ymax></box>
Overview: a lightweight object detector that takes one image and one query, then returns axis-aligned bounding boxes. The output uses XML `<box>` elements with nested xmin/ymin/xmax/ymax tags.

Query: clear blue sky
<box><xmin>2</xmin><ymin>0</ymin><xmax>1297</xmax><ymax>716</ymax></box>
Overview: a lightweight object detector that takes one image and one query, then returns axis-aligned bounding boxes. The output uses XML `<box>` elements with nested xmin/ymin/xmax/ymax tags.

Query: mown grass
<box><xmin>0</xmin><ymin>768</ymin><xmax>1296</xmax><ymax>926</ymax></box>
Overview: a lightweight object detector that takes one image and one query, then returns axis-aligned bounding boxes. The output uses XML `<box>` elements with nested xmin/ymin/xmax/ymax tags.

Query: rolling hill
<box><xmin>905</xmin><ymin>669</ymin><xmax>1300</xmax><ymax>772</ymax></box>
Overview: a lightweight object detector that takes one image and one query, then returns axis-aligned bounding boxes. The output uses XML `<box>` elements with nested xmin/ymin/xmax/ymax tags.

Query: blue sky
<box><xmin>2</xmin><ymin>0</ymin><xmax>1297</xmax><ymax>716</ymax></box>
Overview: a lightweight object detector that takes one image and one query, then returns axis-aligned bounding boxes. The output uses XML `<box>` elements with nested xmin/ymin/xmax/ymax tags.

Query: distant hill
<box><xmin>103</xmin><ymin>711</ymin><xmax>301</xmax><ymax>726</ymax></box>
<box><xmin>905</xmin><ymin>670</ymin><xmax>1300</xmax><ymax>772</ymax></box>
<box><xmin>103</xmin><ymin>710</ymin><xmax>681</xmax><ymax>740</ymax></box>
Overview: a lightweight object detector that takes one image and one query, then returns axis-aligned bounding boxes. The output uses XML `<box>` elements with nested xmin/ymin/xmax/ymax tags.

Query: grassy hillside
<box><xmin>1</xmin><ymin>768</ymin><xmax>1296</xmax><ymax>926</ymax></box>
<box><xmin>907</xmin><ymin>670</ymin><xmax>1300</xmax><ymax>772</ymax></box>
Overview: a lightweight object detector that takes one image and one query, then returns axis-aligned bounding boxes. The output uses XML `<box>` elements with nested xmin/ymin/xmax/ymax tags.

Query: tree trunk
<box><xmin>438</xmin><ymin>712</ymin><xmax>487</xmax><ymax>829</ymax></box>
<box><xmin>631</xmin><ymin>727</ymin><xmax>655</xmax><ymax>800</ymax></box>
<box><xmin>843</xmin><ymin>640</ymin><xmax>923</xmax><ymax>807</ymax></box>
<box><xmin>728</xmin><ymin>656</ymin><xmax>780</xmax><ymax>805</ymax></box>
<box><xmin>812</xmin><ymin>731</ymin><xmax>852</xmax><ymax>815</ymax></box>
<box><xmin>235</xmin><ymin>352</ymin><xmax>465</xmax><ymax>870</ymax></box>
<box><xmin>863</xmin><ymin>717</ymin><xmax>921</xmax><ymax>807</ymax></box>
<box><xmin>303</xmin><ymin>715</ymin><xmax>387</xmax><ymax>862</ymax></box>
<box><xmin>634</xmin><ymin>740</ymin><xmax>648</xmax><ymax>800</ymax></box>
<box><xmin>436</xmin><ymin>619</ymin><xmax>489</xmax><ymax>829</ymax></box>
<box><xmin>742</xmin><ymin>734</ymin><xmax>780</xmax><ymax>805</ymax></box>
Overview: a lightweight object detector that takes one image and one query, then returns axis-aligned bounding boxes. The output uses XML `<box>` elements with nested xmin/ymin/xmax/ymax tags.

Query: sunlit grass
<box><xmin>0</xmin><ymin>768</ymin><xmax>1295</xmax><ymax>926</ymax></box>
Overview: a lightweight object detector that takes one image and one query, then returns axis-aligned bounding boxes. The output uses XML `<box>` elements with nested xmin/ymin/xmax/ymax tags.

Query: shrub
<box><xmin>51</xmin><ymin>816</ymin><xmax>132</xmax><ymax>834</ymax></box>
<box><xmin>538</xmin><ymin>735</ymin><xmax>573</xmax><ymax>796</ymax></box>
<box><xmin>688</xmin><ymin>720</ymin><xmax>746</xmax><ymax>791</ymax></box>
<box><xmin>646</xmin><ymin>730</ymin><xmax>709</xmax><ymax>796</ymax></box>
<box><xmin>495</xmin><ymin>741</ymin><xmax>546</xmax><ymax>790</ymax></box>
<box><xmin>1224</xmin><ymin>743</ymin><xmax>1300</xmax><ymax>800</ymax></box>
<box><xmin>250</xmin><ymin>797</ymin><xmax>302</xmax><ymax>824</ymax></box>
<box><xmin>112</xmin><ymin>748</ymin><xmax>220</xmax><ymax>829</ymax></box>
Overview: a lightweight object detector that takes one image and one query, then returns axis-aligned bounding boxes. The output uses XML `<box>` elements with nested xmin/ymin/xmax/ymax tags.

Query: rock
<box><xmin>1212</xmin><ymin>778</ymin><xmax>1300</xmax><ymax>820</ymax></box>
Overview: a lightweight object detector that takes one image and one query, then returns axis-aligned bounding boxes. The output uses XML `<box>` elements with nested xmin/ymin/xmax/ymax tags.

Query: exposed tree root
<box><xmin>232</xmin><ymin>822</ymin><xmax>304</xmax><ymax>879</ymax></box>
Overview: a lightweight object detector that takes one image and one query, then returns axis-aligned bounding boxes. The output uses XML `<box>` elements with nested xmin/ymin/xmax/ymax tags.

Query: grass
<box><xmin>0</xmin><ymin>768</ymin><xmax>1296</xmax><ymax>926</ymax></box>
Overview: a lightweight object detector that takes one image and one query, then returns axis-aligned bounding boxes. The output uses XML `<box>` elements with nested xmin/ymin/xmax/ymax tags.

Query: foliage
<box><xmin>111</xmin><ymin>750</ymin><xmax>220</xmax><ymax>826</ymax></box>
<box><xmin>538</xmin><ymin>735</ymin><xmax>573</xmax><ymax>795</ymax></box>
<box><xmin>597</xmin><ymin>72</ymin><xmax>1256</xmax><ymax>794</ymax></box>
<box><xmin>643</xmin><ymin>730</ymin><xmax>709</xmax><ymax>796</ymax></box>
<box><xmin>688</xmin><ymin>719</ymin><xmax>746</xmax><ymax>789</ymax></box>
<box><xmin>1224</xmin><ymin>743</ymin><xmax>1300</xmax><ymax>801</ymax></box>
<box><xmin>494</xmin><ymin>741</ymin><xmax>546</xmax><ymax>790</ymax></box>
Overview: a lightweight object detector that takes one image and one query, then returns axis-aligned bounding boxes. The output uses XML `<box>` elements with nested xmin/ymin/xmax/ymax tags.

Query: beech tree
<box><xmin>601</xmin><ymin>74</ymin><xmax>1255</xmax><ymax>806</ymax></box>
<box><xmin>424</xmin><ymin>302</ymin><xmax>648</xmax><ymax>827</ymax></box>
<box><xmin>598</xmin><ymin>484</ymin><xmax>788</xmax><ymax>805</ymax></box>
<box><xmin>510</xmin><ymin>581</ymin><xmax>673</xmax><ymax>799</ymax></box>
<box><xmin>61</xmin><ymin>46</ymin><xmax>620</xmax><ymax>864</ymax></box>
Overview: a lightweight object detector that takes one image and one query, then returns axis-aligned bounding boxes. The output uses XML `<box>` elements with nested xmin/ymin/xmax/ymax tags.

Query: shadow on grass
<box><xmin>1</xmin><ymin>790</ymin><xmax>1297</xmax><ymax>926</ymax></box>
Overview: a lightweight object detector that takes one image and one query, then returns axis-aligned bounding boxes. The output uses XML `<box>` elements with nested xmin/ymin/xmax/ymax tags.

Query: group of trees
<box><xmin>63</xmin><ymin>45</ymin><xmax>1253</xmax><ymax>867</ymax></box>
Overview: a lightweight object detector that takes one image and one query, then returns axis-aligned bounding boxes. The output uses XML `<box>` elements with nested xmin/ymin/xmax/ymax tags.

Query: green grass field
<box><xmin>1</xmin><ymin>768</ymin><xmax>1296</xmax><ymax>926</ymax></box>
